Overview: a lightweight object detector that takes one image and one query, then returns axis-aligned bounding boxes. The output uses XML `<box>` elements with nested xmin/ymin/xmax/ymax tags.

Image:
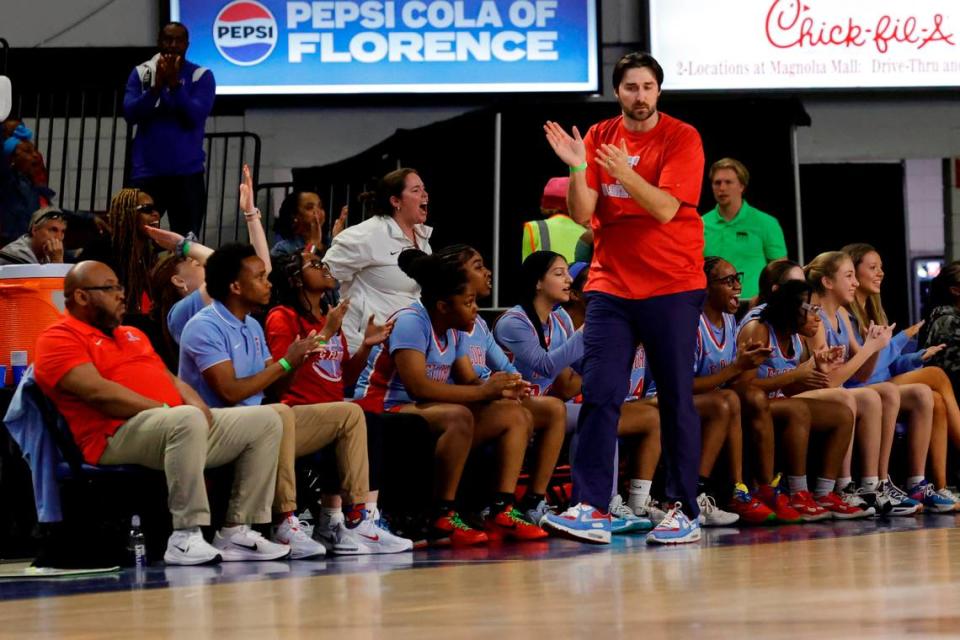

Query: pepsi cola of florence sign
<box><xmin>649</xmin><ymin>0</ymin><xmax>960</xmax><ymax>90</ymax></box>
<box><xmin>170</xmin><ymin>0</ymin><xmax>598</xmax><ymax>94</ymax></box>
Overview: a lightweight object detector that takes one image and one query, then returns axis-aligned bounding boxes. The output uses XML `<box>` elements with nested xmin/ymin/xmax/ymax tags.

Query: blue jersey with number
<box><xmin>695</xmin><ymin>312</ymin><xmax>737</xmax><ymax>377</ymax></box>
<box><xmin>494</xmin><ymin>305</ymin><xmax>582</xmax><ymax>397</ymax></box>
<box><xmin>751</xmin><ymin>319</ymin><xmax>803</xmax><ymax>398</ymax></box>
<box><xmin>458</xmin><ymin>315</ymin><xmax>518</xmax><ymax>380</ymax></box>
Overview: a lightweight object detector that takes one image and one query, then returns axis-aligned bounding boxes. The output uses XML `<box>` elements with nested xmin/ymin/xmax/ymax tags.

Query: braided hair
<box><xmin>107</xmin><ymin>188</ymin><xmax>156</xmax><ymax>314</ymax></box>
<box><xmin>397</xmin><ymin>248</ymin><xmax>470</xmax><ymax>310</ymax></box>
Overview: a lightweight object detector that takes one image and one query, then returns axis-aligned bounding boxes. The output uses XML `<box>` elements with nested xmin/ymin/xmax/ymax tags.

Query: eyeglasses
<box><xmin>81</xmin><ymin>284</ymin><xmax>125</xmax><ymax>293</ymax></box>
<box><xmin>304</xmin><ymin>260</ymin><xmax>327</xmax><ymax>271</ymax></box>
<box><xmin>709</xmin><ymin>272</ymin><xmax>744</xmax><ymax>287</ymax></box>
<box><xmin>135</xmin><ymin>204</ymin><xmax>159</xmax><ymax>214</ymax></box>
<box><xmin>801</xmin><ymin>302</ymin><xmax>822</xmax><ymax>315</ymax></box>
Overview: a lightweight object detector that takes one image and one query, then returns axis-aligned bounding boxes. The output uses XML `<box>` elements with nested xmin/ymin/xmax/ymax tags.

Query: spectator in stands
<box><xmin>147</xmin><ymin>164</ymin><xmax>271</xmax><ymax>368</ymax></box>
<box><xmin>177</xmin><ymin>243</ymin><xmax>397</xmax><ymax>558</ymax></box>
<box><xmin>0</xmin><ymin>206</ymin><xmax>66</xmax><ymax>265</ymax></box>
<box><xmin>702</xmin><ymin>158</ymin><xmax>787</xmax><ymax>301</ymax></box>
<box><xmin>271</xmin><ymin>190</ymin><xmax>348</xmax><ymax>258</ymax></box>
<box><xmin>521</xmin><ymin>177</ymin><xmax>586</xmax><ymax>263</ymax></box>
<box><xmin>324</xmin><ymin>168</ymin><xmax>433</xmax><ymax>353</ymax></box>
<box><xmin>34</xmin><ymin>260</ymin><xmax>289</xmax><ymax>565</ymax></box>
<box><xmin>81</xmin><ymin>188</ymin><xmax>161</xmax><ymax>314</ymax></box>
<box><xmin>265</xmin><ymin>251</ymin><xmax>412</xmax><ymax>553</ymax></box>
<box><xmin>0</xmin><ymin>136</ymin><xmax>53</xmax><ymax>246</ymax></box>
<box><xmin>124</xmin><ymin>22</ymin><xmax>215</xmax><ymax>236</ymax></box>
<box><xmin>922</xmin><ymin>261</ymin><xmax>960</xmax><ymax>396</ymax></box>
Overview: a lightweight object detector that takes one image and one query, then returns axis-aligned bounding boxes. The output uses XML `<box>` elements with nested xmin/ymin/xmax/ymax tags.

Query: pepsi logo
<box><xmin>213</xmin><ymin>0</ymin><xmax>277</xmax><ymax>66</ymax></box>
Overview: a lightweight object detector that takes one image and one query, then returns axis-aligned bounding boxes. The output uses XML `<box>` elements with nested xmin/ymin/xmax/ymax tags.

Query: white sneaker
<box><xmin>633</xmin><ymin>494</ymin><xmax>668</xmax><ymax>525</ymax></box>
<box><xmin>314</xmin><ymin>514</ymin><xmax>363</xmax><ymax>554</ymax></box>
<box><xmin>163</xmin><ymin>528</ymin><xmax>222</xmax><ymax>566</ymax></box>
<box><xmin>937</xmin><ymin>487</ymin><xmax>960</xmax><ymax>512</ymax></box>
<box><xmin>213</xmin><ymin>525</ymin><xmax>291</xmax><ymax>562</ymax></box>
<box><xmin>271</xmin><ymin>515</ymin><xmax>326</xmax><ymax>559</ymax></box>
<box><xmin>368</xmin><ymin>508</ymin><xmax>414</xmax><ymax>553</ymax></box>
<box><xmin>696</xmin><ymin>493</ymin><xmax>740</xmax><ymax>527</ymax></box>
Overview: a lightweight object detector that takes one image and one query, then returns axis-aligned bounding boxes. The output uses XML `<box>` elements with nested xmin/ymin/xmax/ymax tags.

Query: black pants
<box><xmin>132</xmin><ymin>172</ymin><xmax>206</xmax><ymax>237</ymax></box>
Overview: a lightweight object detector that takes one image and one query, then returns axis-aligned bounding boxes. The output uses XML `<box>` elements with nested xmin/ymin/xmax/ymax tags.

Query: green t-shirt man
<box><xmin>702</xmin><ymin>159</ymin><xmax>787</xmax><ymax>299</ymax></box>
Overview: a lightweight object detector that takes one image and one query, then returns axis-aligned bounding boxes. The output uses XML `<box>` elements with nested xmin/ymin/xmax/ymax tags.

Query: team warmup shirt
<box><xmin>819</xmin><ymin>308</ymin><xmax>853</xmax><ymax>362</ymax></box>
<box><xmin>582</xmin><ymin>113</ymin><xmax>706</xmax><ymax>300</ymax></box>
<box><xmin>493</xmin><ymin>305</ymin><xmax>582</xmax><ymax>397</ymax></box>
<box><xmin>167</xmin><ymin>288</ymin><xmax>207</xmax><ymax>345</ymax></box>
<box><xmin>34</xmin><ymin>315</ymin><xmax>183</xmax><ymax>463</ymax></box>
<box><xmin>178</xmin><ymin>300</ymin><xmax>272</xmax><ymax>408</ymax></box>
<box><xmin>459</xmin><ymin>315</ymin><xmax>518</xmax><ymax>380</ymax></box>
<box><xmin>265</xmin><ymin>306</ymin><xmax>350</xmax><ymax>404</ymax></box>
<box><xmin>354</xmin><ymin>302</ymin><xmax>460</xmax><ymax>412</ymax></box>
<box><xmin>695</xmin><ymin>312</ymin><xmax>738</xmax><ymax>377</ymax></box>
<box><xmin>749</xmin><ymin>319</ymin><xmax>803</xmax><ymax>398</ymax></box>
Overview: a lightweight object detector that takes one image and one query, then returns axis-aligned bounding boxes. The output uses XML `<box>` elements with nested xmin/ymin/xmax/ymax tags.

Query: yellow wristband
<box><xmin>569</xmin><ymin>162</ymin><xmax>588</xmax><ymax>174</ymax></box>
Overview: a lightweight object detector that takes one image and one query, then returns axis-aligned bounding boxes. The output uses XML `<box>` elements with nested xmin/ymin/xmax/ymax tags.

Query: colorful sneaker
<box><xmin>756</xmin><ymin>478</ymin><xmax>803</xmax><ymax>524</ymax></box>
<box><xmin>609</xmin><ymin>495</ymin><xmax>653</xmax><ymax>533</ymax></box>
<box><xmin>646</xmin><ymin>502</ymin><xmax>702</xmax><ymax>545</ymax></box>
<box><xmin>879</xmin><ymin>479</ymin><xmax>922</xmax><ymax>516</ymax></box>
<box><xmin>541</xmin><ymin>503</ymin><xmax>612</xmax><ymax>544</ymax></box>
<box><xmin>430</xmin><ymin>511</ymin><xmax>489</xmax><ymax>546</ymax></box>
<box><xmin>696</xmin><ymin>493</ymin><xmax>739</xmax><ymax>527</ymax></box>
<box><xmin>909</xmin><ymin>480</ymin><xmax>957</xmax><ymax>514</ymax></box>
<box><xmin>271</xmin><ymin>514</ymin><xmax>326</xmax><ymax>559</ymax></box>
<box><xmin>727</xmin><ymin>483</ymin><xmax>776</xmax><ymax>525</ymax></box>
<box><xmin>936</xmin><ymin>487</ymin><xmax>960</xmax><ymax>512</ymax></box>
<box><xmin>524</xmin><ymin>498</ymin><xmax>557</xmax><ymax>527</ymax></box>
<box><xmin>633</xmin><ymin>494</ymin><xmax>668</xmax><ymax>525</ymax></box>
<box><xmin>164</xmin><ymin>527</ymin><xmax>222</xmax><ymax>566</ymax></box>
<box><xmin>213</xmin><ymin>525</ymin><xmax>291</xmax><ymax>561</ymax></box>
<box><xmin>815</xmin><ymin>492</ymin><xmax>873</xmax><ymax>520</ymax></box>
<box><xmin>485</xmin><ymin>506</ymin><xmax>549</xmax><ymax>541</ymax></box>
<box><xmin>837</xmin><ymin>483</ymin><xmax>877</xmax><ymax>517</ymax></box>
<box><xmin>788</xmin><ymin>490</ymin><xmax>830</xmax><ymax>522</ymax></box>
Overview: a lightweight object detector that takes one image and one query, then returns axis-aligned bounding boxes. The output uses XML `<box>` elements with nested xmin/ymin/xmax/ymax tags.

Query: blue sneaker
<box><xmin>878</xmin><ymin>479</ymin><xmax>921</xmax><ymax>516</ymax></box>
<box><xmin>645</xmin><ymin>502</ymin><xmax>702</xmax><ymax>545</ymax></box>
<box><xmin>541</xmin><ymin>502</ymin><xmax>612</xmax><ymax>544</ymax></box>
<box><xmin>909</xmin><ymin>480</ymin><xmax>956</xmax><ymax>513</ymax></box>
<box><xmin>609</xmin><ymin>495</ymin><xmax>653</xmax><ymax>534</ymax></box>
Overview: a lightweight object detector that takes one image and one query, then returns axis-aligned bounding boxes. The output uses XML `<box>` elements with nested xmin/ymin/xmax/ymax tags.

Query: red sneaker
<box><xmin>756</xmin><ymin>477</ymin><xmax>803</xmax><ymax>524</ymax></box>
<box><xmin>430</xmin><ymin>511</ymin><xmax>489</xmax><ymax>546</ymax></box>
<box><xmin>789</xmin><ymin>490</ymin><xmax>831</xmax><ymax>522</ymax></box>
<box><xmin>815</xmin><ymin>492</ymin><xmax>873</xmax><ymax>520</ymax></box>
<box><xmin>485</xmin><ymin>506</ymin><xmax>549</xmax><ymax>541</ymax></box>
<box><xmin>728</xmin><ymin>484</ymin><xmax>776</xmax><ymax>525</ymax></box>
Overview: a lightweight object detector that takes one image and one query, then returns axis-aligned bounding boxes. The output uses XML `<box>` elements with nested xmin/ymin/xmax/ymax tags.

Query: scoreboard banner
<box><xmin>170</xmin><ymin>0</ymin><xmax>599</xmax><ymax>94</ymax></box>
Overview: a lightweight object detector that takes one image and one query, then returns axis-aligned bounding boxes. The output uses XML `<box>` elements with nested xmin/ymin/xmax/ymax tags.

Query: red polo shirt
<box><xmin>583</xmin><ymin>113</ymin><xmax>706</xmax><ymax>299</ymax></box>
<box><xmin>34</xmin><ymin>315</ymin><xmax>182</xmax><ymax>463</ymax></box>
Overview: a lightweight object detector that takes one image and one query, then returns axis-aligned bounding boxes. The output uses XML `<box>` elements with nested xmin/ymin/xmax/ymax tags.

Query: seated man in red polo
<box><xmin>34</xmin><ymin>260</ymin><xmax>289</xmax><ymax>566</ymax></box>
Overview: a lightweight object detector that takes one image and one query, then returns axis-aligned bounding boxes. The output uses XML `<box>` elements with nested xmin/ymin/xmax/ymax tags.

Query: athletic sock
<box><xmin>434</xmin><ymin>500</ymin><xmax>457</xmax><ymax>520</ymax></box>
<box><xmin>519</xmin><ymin>492</ymin><xmax>546</xmax><ymax>512</ymax></box>
<box><xmin>320</xmin><ymin>507</ymin><xmax>343</xmax><ymax>528</ymax></box>
<box><xmin>787</xmin><ymin>475</ymin><xmax>808</xmax><ymax>495</ymax></box>
<box><xmin>861</xmin><ymin>476</ymin><xmax>880</xmax><ymax>492</ymax></box>
<box><xmin>697</xmin><ymin>475</ymin><xmax>712</xmax><ymax>497</ymax></box>
<box><xmin>491</xmin><ymin>492</ymin><xmax>516</xmax><ymax>514</ymax></box>
<box><xmin>628</xmin><ymin>479</ymin><xmax>653</xmax><ymax>513</ymax></box>
<box><xmin>814</xmin><ymin>478</ymin><xmax>836</xmax><ymax>498</ymax></box>
<box><xmin>907</xmin><ymin>475</ymin><xmax>925</xmax><ymax>489</ymax></box>
<box><xmin>343</xmin><ymin>503</ymin><xmax>366</xmax><ymax>529</ymax></box>
<box><xmin>274</xmin><ymin>510</ymin><xmax>295</xmax><ymax>524</ymax></box>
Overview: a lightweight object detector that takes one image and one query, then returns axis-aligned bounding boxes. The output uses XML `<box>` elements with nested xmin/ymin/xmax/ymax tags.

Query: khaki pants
<box><xmin>268</xmin><ymin>402</ymin><xmax>369</xmax><ymax>513</ymax></box>
<box><xmin>99</xmin><ymin>405</ymin><xmax>283</xmax><ymax>529</ymax></box>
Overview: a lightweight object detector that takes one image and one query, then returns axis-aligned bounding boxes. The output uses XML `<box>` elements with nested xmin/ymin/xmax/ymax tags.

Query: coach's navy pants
<box><xmin>571</xmin><ymin>289</ymin><xmax>705</xmax><ymax>518</ymax></box>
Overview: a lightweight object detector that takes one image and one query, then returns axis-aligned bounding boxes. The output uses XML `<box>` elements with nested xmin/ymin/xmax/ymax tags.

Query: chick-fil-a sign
<box><xmin>765</xmin><ymin>0</ymin><xmax>955</xmax><ymax>54</ymax></box>
<box><xmin>648</xmin><ymin>0</ymin><xmax>960</xmax><ymax>89</ymax></box>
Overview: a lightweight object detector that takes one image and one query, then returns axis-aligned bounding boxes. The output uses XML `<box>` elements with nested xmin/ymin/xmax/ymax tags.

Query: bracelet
<box><xmin>569</xmin><ymin>162</ymin><xmax>588</xmax><ymax>174</ymax></box>
<box><xmin>181</xmin><ymin>241</ymin><xmax>191</xmax><ymax>258</ymax></box>
<box><xmin>243</xmin><ymin>208</ymin><xmax>261</xmax><ymax>221</ymax></box>
<box><xmin>278</xmin><ymin>357</ymin><xmax>292</xmax><ymax>372</ymax></box>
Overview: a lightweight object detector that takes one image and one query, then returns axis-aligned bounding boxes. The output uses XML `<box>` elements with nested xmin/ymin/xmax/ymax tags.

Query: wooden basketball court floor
<box><xmin>1</xmin><ymin>515</ymin><xmax>959</xmax><ymax>639</ymax></box>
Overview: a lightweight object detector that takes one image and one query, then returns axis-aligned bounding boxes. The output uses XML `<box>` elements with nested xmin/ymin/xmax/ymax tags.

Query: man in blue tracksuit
<box><xmin>123</xmin><ymin>22</ymin><xmax>215</xmax><ymax>236</ymax></box>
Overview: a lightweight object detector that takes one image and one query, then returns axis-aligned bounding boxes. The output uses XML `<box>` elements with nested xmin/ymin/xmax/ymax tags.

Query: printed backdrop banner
<box><xmin>649</xmin><ymin>0</ymin><xmax>960</xmax><ymax>90</ymax></box>
<box><xmin>171</xmin><ymin>0</ymin><xmax>598</xmax><ymax>94</ymax></box>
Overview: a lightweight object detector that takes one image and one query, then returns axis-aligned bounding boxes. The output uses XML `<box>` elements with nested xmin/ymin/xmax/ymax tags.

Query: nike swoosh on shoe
<box><xmin>360</xmin><ymin>534</ymin><xmax>380</xmax><ymax>542</ymax></box>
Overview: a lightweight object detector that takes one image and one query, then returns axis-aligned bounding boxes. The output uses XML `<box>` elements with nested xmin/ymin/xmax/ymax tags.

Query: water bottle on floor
<box><xmin>129</xmin><ymin>515</ymin><xmax>147</xmax><ymax>569</ymax></box>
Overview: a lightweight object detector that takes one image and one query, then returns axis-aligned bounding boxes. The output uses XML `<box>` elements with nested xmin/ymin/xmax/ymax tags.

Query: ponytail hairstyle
<box><xmin>929</xmin><ymin>261</ymin><xmax>960</xmax><ymax>309</ymax></box>
<box><xmin>398</xmin><ymin>248</ymin><xmax>471</xmax><ymax>311</ymax></box>
<box><xmin>842</xmin><ymin>243</ymin><xmax>887</xmax><ymax>339</ymax></box>
<box><xmin>804</xmin><ymin>251</ymin><xmax>850</xmax><ymax>295</ymax></box>
<box><xmin>518</xmin><ymin>250</ymin><xmax>565</xmax><ymax>350</ymax></box>
<box><xmin>756</xmin><ymin>258</ymin><xmax>802</xmax><ymax>305</ymax></box>
<box><xmin>760</xmin><ymin>278</ymin><xmax>813</xmax><ymax>335</ymax></box>
<box><xmin>358</xmin><ymin>168</ymin><xmax>419</xmax><ymax>217</ymax></box>
<box><xmin>269</xmin><ymin>251</ymin><xmax>328</xmax><ymax>320</ymax></box>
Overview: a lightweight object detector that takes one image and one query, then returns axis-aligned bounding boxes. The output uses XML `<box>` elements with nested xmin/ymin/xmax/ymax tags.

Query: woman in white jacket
<box><xmin>324</xmin><ymin>168</ymin><xmax>433</xmax><ymax>354</ymax></box>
